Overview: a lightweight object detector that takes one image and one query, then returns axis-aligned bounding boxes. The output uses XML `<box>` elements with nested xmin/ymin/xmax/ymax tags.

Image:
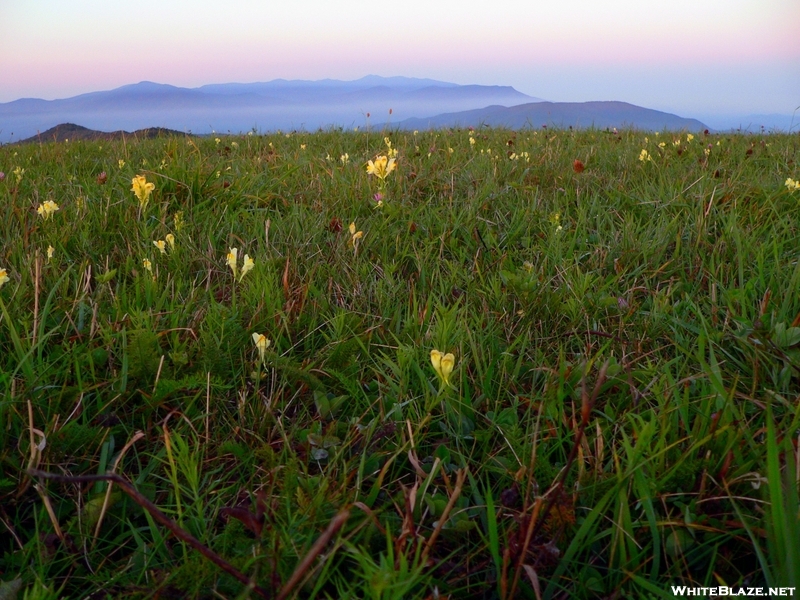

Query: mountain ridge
<box><xmin>0</xmin><ymin>76</ymin><xmax>731</xmax><ymax>141</ymax></box>
<box><xmin>14</xmin><ymin>122</ymin><xmax>187</xmax><ymax>144</ymax></box>
<box><xmin>398</xmin><ymin>101</ymin><xmax>709</xmax><ymax>131</ymax></box>
<box><xmin>0</xmin><ymin>76</ymin><xmax>537</xmax><ymax>142</ymax></box>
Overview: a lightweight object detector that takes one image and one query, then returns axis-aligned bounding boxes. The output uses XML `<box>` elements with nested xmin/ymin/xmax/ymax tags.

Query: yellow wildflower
<box><xmin>240</xmin><ymin>254</ymin><xmax>254</xmax><ymax>281</ymax></box>
<box><xmin>686</xmin><ymin>134</ymin><xmax>694</xmax><ymax>143</ymax></box>
<box><xmin>340</xmin><ymin>153</ymin><xmax>349</xmax><ymax>165</ymax></box>
<box><xmin>37</xmin><ymin>200</ymin><xmax>59</xmax><ymax>220</ymax></box>
<box><xmin>154</xmin><ymin>240</ymin><xmax>167</xmax><ymax>254</ymax></box>
<box><xmin>430</xmin><ymin>349</ymin><xmax>456</xmax><ymax>387</ymax></box>
<box><xmin>226</xmin><ymin>248</ymin><xmax>254</xmax><ymax>282</ymax></box>
<box><xmin>165</xmin><ymin>233</ymin><xmax>175</xmax><ymax>249</ymax></box>
<box><xmin>0</xmin><ymin>268</ymin><xmax>9</xmax><ymax>288</ymax></box>
<box><xmin>252</xmin><ymin>332</ymin><xmax>271</xmax><ymax>364</ymax></box>
<box><xmin>366</xmin><ymin>156</ymin><xmax>396</xmax><ymax>181</ymax></box>
<box><xmin>142</xmin><ymin>258</ymin><xmax>152</xmax><ymax>273</ymax></box>
<box><xmin>349</xmin><ymin>222</ymin><xmax>362</xmax><ymax>239</ymax></box>
<box><xmin>227</xmin><ymin>247</ymin><xmax>238</xmax><ymax>278</ymax></box>
<box><xmin>131</xmin><ymin>175</ymin><xmax>155</xmax><ymax>210</ymax></box>
<box><xmin>118</xmin><ymin>159</ymin><xmax>125</xmax><ymax>168</ymax></box>
<box><xmin>638</xmin><ymin>149</ymin><xmax>652</xmax><ymax>162</ymax></box>
<box><xmin>47</xmin><ymin>245</ymin><xmax>55</xmax><ymax>261</ymax></box>
<box><xmin>384</xmin><ymin>136</ymin><xmax>398</xmax><ymax>157</ymax></box>
<box><xmin>13</xmin><ymin>166</ymin><xmax>25</xmax><ymax>183</ymax></box>
<box><xmin>349</xmin><ymin>222</ymin><xmax>363</xmax><ymax>253</ymax></box>
<box><xmin>785</xmin><ymin>178</ymin><xmax>800</xmax><ymax>192</ymax></box>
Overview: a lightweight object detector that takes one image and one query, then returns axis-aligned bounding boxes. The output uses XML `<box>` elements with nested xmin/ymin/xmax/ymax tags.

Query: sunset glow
<box><xmin>1</xmin><ymin>0</ymin><xmax>798</xmax><ymax>121</ymax></box>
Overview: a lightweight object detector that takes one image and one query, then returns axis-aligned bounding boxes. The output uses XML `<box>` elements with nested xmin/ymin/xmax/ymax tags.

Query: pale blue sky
<box><xmin>1</xmin><ymin>0</ymin><xmax>798</xmax><ymax>119</ymax></box>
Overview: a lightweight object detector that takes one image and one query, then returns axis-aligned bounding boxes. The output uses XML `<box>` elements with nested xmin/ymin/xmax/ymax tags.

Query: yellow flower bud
<box><xmin>252</xmin><ymin>332</ymin><xmax>271</xmax><ymax>364</ymax></box>
<box><xmin>431</xmin><ymin>349</ymin><xmax>456</xmax><ymax>387</ymax></box>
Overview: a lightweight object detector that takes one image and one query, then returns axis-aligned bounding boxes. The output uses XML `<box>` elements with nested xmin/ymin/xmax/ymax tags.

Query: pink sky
<box><xmin>1</xmin><ymin>0</ymin><xmax>798</xmax><ymax>118</ymax></box>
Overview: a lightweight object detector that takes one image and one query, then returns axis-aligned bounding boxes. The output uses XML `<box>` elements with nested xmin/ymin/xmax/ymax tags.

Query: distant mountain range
<box><xmin>398</xmin><ymin>101</ymin><xmax>708</xmax><ymax>131</ymax></box>
<box><xmin>5</xmin><ymin>75</ymin><xmax>790</xmax><ymax>142</ymax></box>
<box><xmin>0</xmin><ymin>76</ymin><xmax>536</xmax><ymax>142</ymax></box>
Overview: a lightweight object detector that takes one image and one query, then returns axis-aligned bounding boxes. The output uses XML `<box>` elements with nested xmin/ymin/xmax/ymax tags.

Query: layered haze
<box><xmin>0</xmin><ymin>78</ymin><xmax>542</xmax><ymax>142</ymax></box>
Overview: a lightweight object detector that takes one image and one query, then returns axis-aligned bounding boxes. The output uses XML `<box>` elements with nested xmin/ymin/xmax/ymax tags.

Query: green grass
<box><xmin>0</xmin><ymin>127</ymin><xmax>798</xmax><ymax>599</ymax></box>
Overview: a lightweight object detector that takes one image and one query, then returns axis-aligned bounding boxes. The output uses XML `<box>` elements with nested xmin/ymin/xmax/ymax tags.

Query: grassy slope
<box><xmin>0</xmin><ymin>128</ymin><xmax>799</xmax><ymax>599</ymax></box>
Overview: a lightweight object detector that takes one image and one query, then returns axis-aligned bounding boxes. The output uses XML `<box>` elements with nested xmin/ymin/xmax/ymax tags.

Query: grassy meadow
<box><xmin>1</xmin><ymin>125</ymin><xmax>799</xmax><ymax>599</ymax></box>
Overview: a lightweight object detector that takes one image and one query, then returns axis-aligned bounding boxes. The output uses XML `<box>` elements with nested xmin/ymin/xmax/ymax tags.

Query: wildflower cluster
<box><xmin>349</xmin><ymin>222</ymin><xmax>363</xmax><ymax>254</ymax></box>
<box><xmin>131</xmin><ymin>175</ymin><xmax>155</xmax><ymax>210</ymax></box>
<box><xmin>366</xmin><ymin>156</ymin><xmax>396</xmax><ymax>182</ymax></box>
<box><xmin>384</xmin><ymin>137</ymin><xmax>398</xmax><ymax>158</ymax></box>
<box><xmin>227</xmin><ymin>247</ymin><xmax>255</xmax><ymax>282</ymax></box>
<box><xmin>549</xmin><ymin>212</ymin><xmax>563</xmax><ymax>232</ymax></box>
<box><xmin>37</xmin><ymin>200</ymin><xmax>59</xmax><ymax>220</ymax></box>
<box><xmin>151</xmin><ymin>235</ymin><xmax>176</xmax><ymax>255</ymax></box>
